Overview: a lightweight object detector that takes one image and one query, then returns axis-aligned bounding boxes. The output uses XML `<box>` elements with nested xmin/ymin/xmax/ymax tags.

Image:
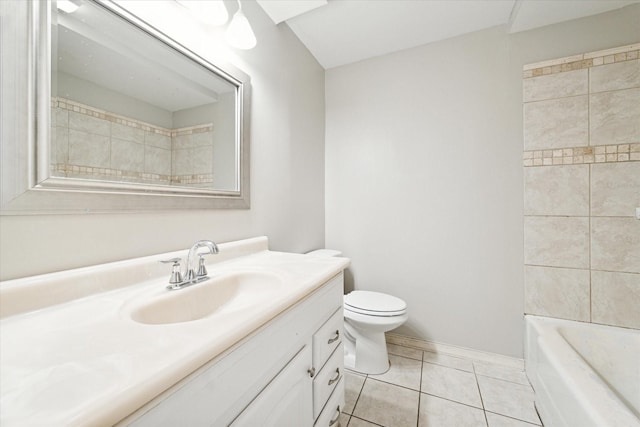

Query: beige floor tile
<box><xmin>423</xmin><ymin>351</ymin><xmax>474</xmax><ymax>372</ymax></box>
<box><xmin>418</xmin><ymin>393</ymin><xmax>487</xmax><ymax>427</ymax></box>
<box><xmin>347</xmin><ymin>415</ymin><xmax>380</xmax><ymax>426</ymax></box>
<box><xmin>352</xmin><ymin>379</ymin><xmax>419</xmax><ymax>427</ymax></box>
<box><xmin>343</xmin><ymin>371</ymin><xmax>366</xmax><ymax>414</ymax></box>
<box><xmin>421</xmin><ymin>362</ymin><xmax>483</xmax><ymax>408</ymax></box>
<box><xmin>349</xmin><ymin>417</ymin><xmax>380</xmax><ymax>427</ymax></box>
<box><xmin>338</xmin><ymin>412</ymin><xmax>351</xmax><ymax>427</ymax></box>
<box><xmin>486</xmin><ymin>412</ymin><xmax>541</xmax><ymax>426</ymax></box>
<box><xmin>477</xmin><ymin>377</ymin><xmax>539</xmax><ymax>425</ymax></box>
<box><xmin>473</xmin><ymin>362</ymin><xmax>530</xmax><ymax>386</ymax></box>
<box><xmin>387</xmin><ymin>343</ymin><xmax>423</xmax><ymax>360</ymax></box>
<box><xmin>368</xmin><ymin>354</ymin><xmax>422</xmax><ymax>390</ymax></box>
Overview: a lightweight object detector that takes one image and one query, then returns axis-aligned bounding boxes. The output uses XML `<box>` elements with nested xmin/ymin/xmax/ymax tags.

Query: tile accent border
<box><xmin>51</xmin><ymin>163</ymin><xmax>172</xmax><ymax>184</ymax></box>
<box><xmin>52</xmin><ymin>97</ymin><xmax>214</xmax><ymax>136</ymax></box>
<box><xmin>523</xmin><ymin>143</ymin><xmax>640</xmax><ymax>167</ymax></box>
<box><xmin>385</xmin><ymin>332</ymin><xmax>524</xmax><ymax>370</ymax></box>
<box><xmin>51</xmin><ymin>164</ymin><xmax>214</xmax><ymax>185</ymax></box>
<box><xmin>523</xmin><ymin>43</ymin><xmax>639</xmax><ymax>78</ymax></box>
<box><xmin>171</xmin><ymin>173</ymin><xmax>215</xmax><ymax>185</ymax></box>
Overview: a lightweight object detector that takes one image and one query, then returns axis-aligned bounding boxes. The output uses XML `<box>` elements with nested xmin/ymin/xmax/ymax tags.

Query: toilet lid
<box><xmin>344</xmin><ymin>291</ymin><xmax>407</xmax><ymax>316</ymax></box>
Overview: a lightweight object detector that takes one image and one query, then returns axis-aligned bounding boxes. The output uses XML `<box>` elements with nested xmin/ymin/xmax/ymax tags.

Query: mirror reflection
<box><xmin>51</xmin><ymin>0</ymin><xmax>239</xmax><ymax>191</ymax></box>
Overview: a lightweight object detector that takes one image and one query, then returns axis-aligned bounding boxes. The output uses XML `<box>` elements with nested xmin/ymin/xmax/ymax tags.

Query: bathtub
<box><xmin>525</xmin><ymin>315</ymin><xmax>640</xmax><ymax>427</ymax></box>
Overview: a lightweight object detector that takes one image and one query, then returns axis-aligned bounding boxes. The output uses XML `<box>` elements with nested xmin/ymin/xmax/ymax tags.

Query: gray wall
<box><xmin>325</xmin><ymin>4</ymin><xmax>640</xmax><ymax>358</ymax></box>
<box><xmin>0</xmin><ymin>1</ymin><xmax>326</xmax><ymax>280</ymax></box>
<box><xmin>56</xmin><ymin>72</ymin><xmax>174</xmax><ymax>128</ymax></box>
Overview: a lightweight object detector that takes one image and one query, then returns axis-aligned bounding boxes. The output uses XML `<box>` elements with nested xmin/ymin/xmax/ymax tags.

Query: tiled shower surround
<box><xmin>523</xmin><ymin>43</ymin><xmax>640</xmax><ymax>330</ymax></box>
<box><xmin>51</xmin><ymin>98</ymin><xmax>215</xmax><ymax>186</ymax></box>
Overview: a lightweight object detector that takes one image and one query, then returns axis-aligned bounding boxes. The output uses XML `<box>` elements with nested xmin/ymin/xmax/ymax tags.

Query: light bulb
<box><xmin>179</xmin><ymin>1</ymin><xmax>228</xmax><ymax>27</ymax></box>
<box><xmin>225</xmin><ymin>7</ymin><xmax>256</xmax><ymax>50</ymax></box>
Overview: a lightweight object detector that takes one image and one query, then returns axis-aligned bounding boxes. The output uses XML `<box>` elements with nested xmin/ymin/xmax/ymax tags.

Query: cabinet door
<box><xmin>231</xmin><ymin>345</ymin><xmax>313</xmax><ymax>427</ymax></box>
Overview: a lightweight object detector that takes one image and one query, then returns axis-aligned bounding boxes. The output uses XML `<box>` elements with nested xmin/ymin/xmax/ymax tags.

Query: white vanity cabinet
<box><xmin>231</xmin><ymin>346</ymin><xmax>313</xmax><ymax>426</ymax></box>
<box><xmin>312</xmin><ymin>309</ymin><xmax>345</xmax><ymax>425</ymax></box>
<box><xmin>121</xmin><ymin>273</ymin><xmax>345</xmax><ymax>427</ymax></box>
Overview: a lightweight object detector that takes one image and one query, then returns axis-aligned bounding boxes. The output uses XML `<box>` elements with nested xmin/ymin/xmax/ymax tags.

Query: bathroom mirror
<box><xmin>0</xmin><ymin>0</ymin><xmax>250</xmax><ymax>213</ymax></box>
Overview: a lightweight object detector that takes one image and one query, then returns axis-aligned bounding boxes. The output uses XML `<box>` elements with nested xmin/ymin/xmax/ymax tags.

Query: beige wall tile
<box><xmin>111</xmin><ymin>122</ymin><xmax>145</xmax><ymax>144</ymax></box>
<box><xmin>590</xmin><ymin>88</ymin><xmax>640</xmax><ymax>145</ymax></box>
<box><xmin>591</xmin><ymin>162</ymin><xmax>640</xmax><ymax>217</ymax></box>
<box><xmin>172</xmin><ymin>148</ymin><xmax>193</xmax><ymax>176</ymax></box>
<box><xmin>524</xmin><ymin>96</ymin><xmax>588</xmax><ymax>150</ymax></box>
<box><xmin>111</xmin><ymin>138</ymin><xmax>144</xmax><ymax>172</ymax></box>
<box><xmin>53</xmin><ymin>126</ymin><xmax>69</xmax><ymax>165</ymax></box>
<box><xmin>144</xmin><ymin>146</ymin><xmax>171</xmax><ymax>175</ymax></box>
<box><xmin>523</xmin><ymin>69</ymin><xmax>588</xmax><ymax>102</ymax></box>
<box><xmin>145</xmin><ymin>131</ymin><xmax>171</xmax><ymax>150</ymax></box>
<box><xmin>193</xmin><ymin>146</ymin><xmax>213</xmax><ymax>174</ymax></box>
<box><xmin>592</xmin><ymin>217</ymin><xmax>640</xmax><ymax>273</ymax></box>
<box><xmin>524</xmin><ymin>266</ymin><xmax>590</xmax><ymax>321</ymax></box>
<box><xmin>590</xmin><ymin>59</ymin><xmax>640</xmax><ymax>92</ymax></box>
<box><xmin>68</xmin><ymin>111</ymin><xmax>110</xmax><ymax>136</ymax></box>
<box><xmin>55</xmin><ymin>107</ymin><xmax>68</xmax><ymax>127</ymax></box>
<box><xmin>592</xmin><ymin>270</ymin><xmax>640</xmax><ymax>328</ymax></box>
<box><xmin>192</xmin><ymin>131</ymin><xmax>214</xmax><ymax>147</ymax></box>
<box><xmin>172</xmin><ymin>134</ymin><xmax>195</xmax><ymax>150</ymax></box>
<box><xmin>524</xmin><ymin>216</ymin><xmax>589</xmax><ymax>268</ymax></box>
<box><xmin>68</xmin><ymin>129</ymin><xmax>110</xmax><ymax>168</ymax></box>
<box><xmin>524</xmin><ymin>165</ymin><xmax>589</xmax><ymax>216</ymax></box>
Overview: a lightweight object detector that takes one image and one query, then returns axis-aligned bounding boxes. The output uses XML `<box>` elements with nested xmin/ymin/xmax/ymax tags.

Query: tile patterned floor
<box><xmin>339</xmin><ymin>343</ymin><xmax>542</xmax><ymax>427</ymax></box>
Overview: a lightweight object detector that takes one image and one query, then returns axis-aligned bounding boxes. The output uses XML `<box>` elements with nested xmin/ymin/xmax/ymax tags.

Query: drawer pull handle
<box><xmin>307</xmin><ymin>367</ymin><xmax>316</xmax><ymax>378</ymax></box>
<box><xmin>327</xmin><ymin>330</ymin><xmax>340</xmax><ymax>345</ymax></box>
<box><xmin>328</xmin><ymin>367</ymin><xmax>341</xmax><ymax>386</ymax></box>
<box><xmin>329</xmin><ymin>405</ymin><xmax>341</xmax><ymax>426</ymax></box>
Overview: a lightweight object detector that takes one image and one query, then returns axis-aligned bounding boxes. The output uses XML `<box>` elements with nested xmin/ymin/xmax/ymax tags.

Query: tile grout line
<box><xmin>485</xmin><ymin>410</ymin><xmax>542</xmax><ymax>426</ymax></box>
<box><xmin>422</xmin><ymin>359</ymin><xmax>474</xmax><ymax>374</ymax></box>
<box><xmin>475</xmin><ymin>372</ymin><xmax>530</xmax><ymax>387</ymax></box>
<box><xmin>365</xmin><ymin>376</ymin><xmax>420</xmax><ymax>394</ymax></box>
<box><xmin>416</xmin><ymin>350</ymin><xmax>425</xmax><ymax>427</ymax></box>
<box><xmin>350</xmin><ymin>372</ymin><xmax>368</xmax><ymax>420</ymax></box>
<box><xmin>472</xmin><ymin>362</ymin><xmax>490</xmax><ymax>426</ymax></box>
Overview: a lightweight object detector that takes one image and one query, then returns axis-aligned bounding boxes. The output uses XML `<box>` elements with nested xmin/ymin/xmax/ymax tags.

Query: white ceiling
<box><xmin>57</xmin><ymin>1</ymin><xmax>234</xmax><ymax>113</ymax></box>
<box><xmin>257</xmin><ymin>0</ymin><xmax>640</xmax><ymax>69</ymax></box>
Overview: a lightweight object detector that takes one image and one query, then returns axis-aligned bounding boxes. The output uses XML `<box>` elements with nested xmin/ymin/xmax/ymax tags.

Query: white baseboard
<box><xmin>385</xmin><ymin>332</ymin><xmax>524</xmax><ymax>370</ymax></box>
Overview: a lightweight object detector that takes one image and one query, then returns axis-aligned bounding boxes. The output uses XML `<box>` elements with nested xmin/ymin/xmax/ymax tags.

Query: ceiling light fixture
<box><xmin>225</xmin><ymin>0</ymin><xmax>256</xmax><ymax>50</ymax></box>
<box><xmin>57</xmin><ymin>0</ymin><xmax>80</xmax><ymax>14</ymax></box>
<box><xmin>178</xmin><ymin>1</ymin><xmax>229</xmax><ymax>27</ymax></box>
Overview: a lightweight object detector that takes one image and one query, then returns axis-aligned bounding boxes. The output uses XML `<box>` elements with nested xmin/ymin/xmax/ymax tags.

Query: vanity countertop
<box><xmin>0</xmin><ymin>237</ymin><xmax>349</xmax><ymax>426</ymax></box>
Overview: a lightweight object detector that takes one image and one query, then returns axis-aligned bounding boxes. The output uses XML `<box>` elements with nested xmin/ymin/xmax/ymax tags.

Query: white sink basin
<box><xmin>129</xmin><ymin>271</ymin><xmax>284</xmax><ymax>325</ymax></box>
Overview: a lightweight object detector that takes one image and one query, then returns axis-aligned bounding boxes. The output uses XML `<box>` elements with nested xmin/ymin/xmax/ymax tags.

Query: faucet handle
<box><xmin>160</xmin><ymin>258</ymin><xmax>183</xmax><ymax>284</ymax></box>
<box><xmin>196</xmin><ymin>253</ymin><xmax>208</xmax><ymax>277</ymax></box>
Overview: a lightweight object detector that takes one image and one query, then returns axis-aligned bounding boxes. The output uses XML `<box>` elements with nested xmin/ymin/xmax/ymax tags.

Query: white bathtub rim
<box><xmin>525</xmin><ymin>315</ymin><xmax>640</xmax><ymax>427</ymax></box>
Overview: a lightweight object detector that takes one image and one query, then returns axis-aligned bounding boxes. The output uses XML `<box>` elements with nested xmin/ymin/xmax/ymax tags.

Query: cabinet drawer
<box><xmin>314</xmin><ymin>377</ymin><xmax>345</xmax><ymax>427</ymax></box>
<box><xmin>313</xmin><ymin>307</ymin><xmax>343</xmax><ymax>370</ymax></box>
<box><xmin>313</xmin><ymin>345</ymin><xmax>344</xmax><ymax>420</ymax></box>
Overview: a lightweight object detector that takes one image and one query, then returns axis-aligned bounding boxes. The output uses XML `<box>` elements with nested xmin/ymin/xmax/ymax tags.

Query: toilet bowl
<box><xmin>306</xmin><ymin>249</ymin><xmax>408</xmax><ymax>375</ymax></box>
<box><xmin>343</xmin><ymin>290</ymin><xmax>408</xmax><ymax>374</ymax></box>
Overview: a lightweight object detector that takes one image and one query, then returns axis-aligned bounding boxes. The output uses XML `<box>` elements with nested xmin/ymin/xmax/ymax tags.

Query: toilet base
<box><xmin>344</xmin><ymin>322</ymin><xmax>391</xmax><ymax>375</ymax></box>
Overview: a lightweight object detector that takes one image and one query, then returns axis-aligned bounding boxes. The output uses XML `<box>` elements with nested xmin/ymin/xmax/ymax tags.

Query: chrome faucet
<box><xmin>184</xmin><ymin>240</ymin><xmax>218</xmax><ymax>282</ymax></box>
<box><xmin>161</xmin><ymin>240</ymin><xmax>218</xmax><ymax>290</ymax></box>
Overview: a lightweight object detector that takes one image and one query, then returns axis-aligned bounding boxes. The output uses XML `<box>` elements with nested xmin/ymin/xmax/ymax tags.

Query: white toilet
<box><xmin>307</xmin><ymin>249</ymin><xmax>409</xmax><ymax>375</ymax></box>
<box><xmin>343</xmin><ymin>291</ymin><xmax>408</xmax><ymax>374</ymax></box>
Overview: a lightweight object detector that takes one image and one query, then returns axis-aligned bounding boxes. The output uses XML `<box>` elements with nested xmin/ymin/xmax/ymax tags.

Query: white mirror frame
<box><xmin>0</xmin><ymin>0</ymin><xmax>250</xmax><ymax>214</ymax></box>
